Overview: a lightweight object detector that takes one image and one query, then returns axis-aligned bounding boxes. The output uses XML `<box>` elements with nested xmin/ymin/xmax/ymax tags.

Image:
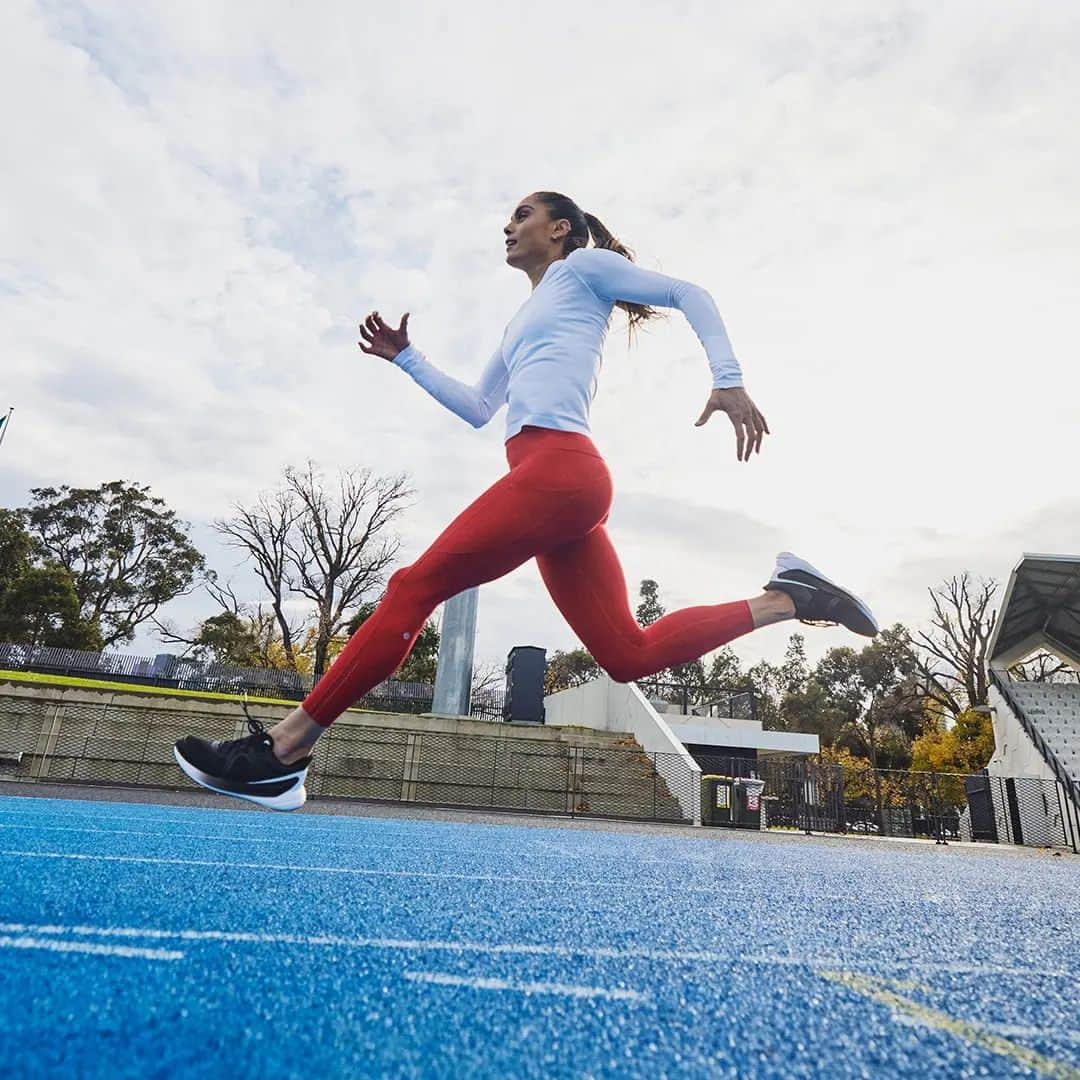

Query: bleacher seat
<box><xmin>1005</xmin><ymin>681</ymin><xmax>1080</xmax><ymax>781</ymax></box>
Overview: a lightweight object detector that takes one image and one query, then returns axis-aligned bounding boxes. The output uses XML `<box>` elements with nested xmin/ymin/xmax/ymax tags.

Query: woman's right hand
<box><xmin>358</xmin><ymin>310</ymin><xmax>410</xmax><ymax>361</ymax></box>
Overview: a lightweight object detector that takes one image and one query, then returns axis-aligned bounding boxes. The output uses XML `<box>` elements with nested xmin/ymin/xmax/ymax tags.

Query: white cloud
<box><xmin>2</xmin><ymin>0</ymin><xmax>1078</xmax><ymax>677</ymax></box>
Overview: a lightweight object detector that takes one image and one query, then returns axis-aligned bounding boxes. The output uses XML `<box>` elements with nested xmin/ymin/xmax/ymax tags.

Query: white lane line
<box><xmin>0</xmin><ymin>849</ymin><xmax>698</xmax><ymax>891</ymax></box>
<box><xmin>0</xmin><ymin>810</ymin><xmax>646</xmax><ymax>859</ymax></box>
<box><xmin>0</xmin><ymin>934</ymin><xmax>183</xmax><ymax>961</ymax></box>
<box><xmin>0</xmin><ymin>920</ymin><xmax>734</xmax><ymax>963</ymax></box>
<box><xmin>403</xmin><ymin>971</ymin><xmax>649</xmax><ymax>1002</ymax></box>
<box><xmin>0</xmin><ymin>923</ymin><xmax>1067</xmax><ymax>979</ymax></box>
<box><xmin>0</xmin><ymin>823</ymin><xmax>594</xmax><ymax>859</ymax></box>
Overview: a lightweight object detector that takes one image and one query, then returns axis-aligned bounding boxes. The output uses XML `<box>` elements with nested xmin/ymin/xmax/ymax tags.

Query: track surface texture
<box><xmin>0</xmin><ymin>791</ymin><xmax>1077</xmax><ymax>1079</ymax></box>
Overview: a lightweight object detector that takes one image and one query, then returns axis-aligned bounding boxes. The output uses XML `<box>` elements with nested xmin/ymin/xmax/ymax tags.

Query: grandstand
<box><xmin>979</xmin><ymin>553</ymin><xmax>1080</xmax><ymax>847</ymax></box>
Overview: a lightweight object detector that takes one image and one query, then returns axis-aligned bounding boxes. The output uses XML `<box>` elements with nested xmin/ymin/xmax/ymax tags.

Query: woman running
<box><xmin>174</xmin><ymin>191</ymin><xmax>878</xmax><ymax>810</ymax></box>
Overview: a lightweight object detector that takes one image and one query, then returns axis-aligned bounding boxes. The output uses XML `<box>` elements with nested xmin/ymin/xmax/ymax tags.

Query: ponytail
<box><xmin>534</xmin><ymin>191</ymin><xmax>664</xmax><ymax>344</ymax></box>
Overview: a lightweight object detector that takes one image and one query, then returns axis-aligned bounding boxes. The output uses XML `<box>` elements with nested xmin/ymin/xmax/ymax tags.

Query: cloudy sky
<box><xmin>3</xmin><ymin>0</ymin><xmax>1078</xmax><ymax>676</ymax></box>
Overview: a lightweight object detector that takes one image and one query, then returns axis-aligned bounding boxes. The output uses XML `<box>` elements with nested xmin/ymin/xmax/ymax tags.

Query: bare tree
<box><xmin>153</xmin><ymin>574</ymin><xmax>284</xmax><ymax>667</ymax></box>
<box><xmin>282</xmin><ymin>462</ymin><xmax>412</xmax><ymax>676</ymax></box>
<box><xmin>471</xmin><ymin>659</ymin><xmax>504</xmax><ymax>698</ymax></box>
<box><xmin>911</xmin><ymin>573</ymin><xmax>998</xmax><ymax>717</ymax></box>
<box><xmin>470</xmin><ymin>659</ymin><xmax>507</xmax><ymax>720</ymax></box>
<box><xmin>1010</xmin><ymin>650</ymin><xmax>1080</xmax><ymax>684</ymax></box>
<box><xmin>214</xmin><ymin>489</ymin><xmax>303</xmax><ymax>667</ymax></box>
<box><xmin>214</xmin><ymin>462</ymin><xmax>414</xmax><ymax>677</ymax></box>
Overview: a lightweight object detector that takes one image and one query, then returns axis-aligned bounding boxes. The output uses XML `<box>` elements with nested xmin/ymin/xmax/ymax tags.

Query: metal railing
<box><xmin>988</xmin><ymin>667</ymin><xmax>1080</xmax><ymax>813</ymax></box>
<box><xmin>688</xmin><ymin>753</ymin><xmax>846</xmax><ymax>834</ymax></box>
<box><xmin>838</xmin><ymin>767</ymin><xmax>1079</xmax><ymax>852</ymax></box>
<box><xmin>685</xmin><ymin>751</ymin><xmax>1078</xmax><ymax>851</ymax></box>
<box><xmin>635</xmin><ymin>678</ymin><xmax>756</xmax><ymax>721</ymax></box>
<box><xmin>0</xmin><ymin>640</ymin><xmax>506</xmax><ymax>722</ymax></box>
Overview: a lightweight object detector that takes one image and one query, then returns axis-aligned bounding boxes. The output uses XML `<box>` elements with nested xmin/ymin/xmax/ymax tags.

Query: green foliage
<box><xmin>23</xmin><ymin>481</ymin><xmax>204</xmax><ymax>647</ymax></box>
<box><xmin>811</xmin><ymin>625</ymin><xmax>925</xmax><ymax>770</ymax></box>
<box><xmin>194</xmin><ymin>612</ymin><xmax>264</xmax><ymax>667</ymax></box>
<box><xmin>0</xmin><ymin>509</ymin><xmax>33</xmax><ymax>582</ymax></box>
<box><xmin>344</xmin><ymin>600</ymin><xmax>440</xmax><ymax>683</ymax></box>
<box><xmin>911</xmin><ymin>708</ymin><xmax>995</xmax><ymax>775</ymax></box>
<box><xmin>635</xmin><ymin>579</ymin><xmax>665</xmax><ymax>627</ymax></box>
<box><xmin>0</xmin><ymin>509</ymin><xmax>101</xmax><ymax>649</ymax></box>
<box><xmin>706</xmin><ymin>647</ymin><xmax>742</xmax><ymax>687</ymax></box>
<box><xmin>544</xmin><ymin>648</ymin><xmax>602</xmax><ymax>694</ymax></box>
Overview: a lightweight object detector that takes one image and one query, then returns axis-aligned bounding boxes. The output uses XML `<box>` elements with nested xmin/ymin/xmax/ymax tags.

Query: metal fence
<box><xmin>0</xmin><ymin>641</ymin><xmax>507</xmax><ymax>721</ymax></box>
<box><xmin>0</xmin><ymin>691</ymin><xmax>698</xmax><ymax>824</ymax></box>
<box><xmin>636</xmin><ymin>678</ymin><xmax>756</xmax><ymax>721</ymax></box>
<box><xmin>840</xmin><ymin>767</ymin><xmax>1079</xmax><ymax>852</ymax></box>
<box><xmin>690</xmin><ymin>753</ymin><xmax>847</xmax><ymax>833</ymax></box>
<box><xmin>683</xmin><ymin>752</ymin><xmax>1078</xmax><ymax>851</ymax></box>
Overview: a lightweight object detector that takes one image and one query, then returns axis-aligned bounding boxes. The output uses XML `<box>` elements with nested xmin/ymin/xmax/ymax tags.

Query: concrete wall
<box><xmin>986</xmin><ymin>683</ymin><xmax>1058</xmax><ymax>782</ymax></box>
<box><xmin>545</xmin><ymin>675</ymin><xmax>702</xmax><ymax>824</ymax></box>
<box><xmin>0</xmin><ymin>679</ymin><xmax>690</xmax><ymax>822</ymax></box>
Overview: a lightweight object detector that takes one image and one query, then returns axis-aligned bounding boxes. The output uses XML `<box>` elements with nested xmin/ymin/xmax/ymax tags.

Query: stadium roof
<box><xmin>988</xmin><ymin>553</ymin><xmax>1080</xmax><ymax>669</ymax></box>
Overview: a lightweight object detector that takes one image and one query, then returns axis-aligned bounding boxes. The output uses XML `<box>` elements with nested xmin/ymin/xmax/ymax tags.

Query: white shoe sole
<box><xmin>172</xmin><ymin>745</ymin><xmax>308</xmax><ymax>812</ymax></box>
<box><xmin>769</xmin><ymin>551</ymin><xmax>879</xmax><ymax>636</ymax></box>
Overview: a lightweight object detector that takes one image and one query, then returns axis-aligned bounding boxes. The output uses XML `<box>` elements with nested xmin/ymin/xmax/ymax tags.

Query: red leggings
<box><xmin>302</xmin><ymin>426</ymin><xmax>755</xmax><ymax>725</ymax></box>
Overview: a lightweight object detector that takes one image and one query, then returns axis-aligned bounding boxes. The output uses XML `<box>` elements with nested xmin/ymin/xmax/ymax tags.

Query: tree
<box><xmin>744</xmin><ymin>658</ymin><xmax>782</xmax><ymax>728</ymax></box>
<box><xmin>706</xmin><ymin>647</ymin><xmax>743</xmax><ymax>688</ymax></box>
<box><xmin>781</xmin><ymin>678</ymin><xmax>848</xmax><ymax>745</ymax></box>
<box><xmin>154</xmin><ymin>575</ymin><xmax>288</xmax><ymax>668</ymax></box>
<box><xmin>1010</xmin><ymin>651</ymin><xmax>1080</xmax><ymax>684</ymax></box>
<box><xmin>0</xmin><ymin>509</ymin><xmax>102</xmax><ymax>650</ymax></box>
<box><xmin>215</xmin><ymin>461</ymin><xmax>413</xmax><ymax>677</ymax></box>
<box><xmin>189</xmin><ymin>612</ymin><xmax>263</xmax><ymax>668</ymax></box>
<box><xmin>814</xmin><ymin>625</ymin><xmax>928</xmax><ymax>824</ymax></box>
<box><xmin>911</xmin><ymin>573</ymin><xmax>997</xmax><ymax>718</ymax></box>
<box><xmin>635</xmin><ymin>579</ymin><xmax>665</xmax><ymax>627</ymax></box>
<box><xmin>911</xmin><ymin>708</ymin><xmax>995</xmax><ymax>776</ymax></box>
<box><xmin>22</xmin><ymin>482</ymin><xmax>204</xmax><ymax>647</ymax></box>
<box><xmin>212</xmin><ymin>487</ymin><xmax>302</xmax><ymax>667</ymax></box>
<box><xmin>755</xmin><ymin>634</ymin><xmax>813</xmax><ymax>733</ymax></box>
<box><xmin>0</xmin><ymin>509</ymin><xmax>33</xmax><ymax>583</ymax></box>
<box><xmin>544</xmin><ymin>647</ymin><xmax>601</xmax><ymax>694</ymax></box>
<box><xmin>342</xmin><ymin>599</ymin><xmax>439</xmax><ymax>684</ymax></box>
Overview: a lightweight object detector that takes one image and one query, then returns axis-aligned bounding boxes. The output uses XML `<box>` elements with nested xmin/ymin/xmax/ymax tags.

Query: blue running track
<box><xmin>0</xmin><ymin>794</ymin><xmax>1078</xmax><ymax>1078</ymax></box>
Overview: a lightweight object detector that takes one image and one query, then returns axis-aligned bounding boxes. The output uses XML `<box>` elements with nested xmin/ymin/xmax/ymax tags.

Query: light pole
<box><xmin>431</xmin><ymin>586</ymin><xmax>479</xmax><ymax>717</ymax></box>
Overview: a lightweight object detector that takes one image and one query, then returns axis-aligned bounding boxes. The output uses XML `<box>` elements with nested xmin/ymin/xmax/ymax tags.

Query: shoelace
<box><xmin>238</xmin><ymin>693</ymin><xmax>274</xmax><ymax>747</ymax></box>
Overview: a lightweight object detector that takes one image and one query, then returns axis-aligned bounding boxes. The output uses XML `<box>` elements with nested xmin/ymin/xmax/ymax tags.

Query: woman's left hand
<box><xmin>694</xmin><ymin>387</ymin><xmax>770</xmax><ymax>462</ymax></box>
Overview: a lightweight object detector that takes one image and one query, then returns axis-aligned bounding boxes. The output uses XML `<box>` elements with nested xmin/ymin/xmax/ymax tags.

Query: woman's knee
<box><xmin>598</xmin><ymin>654</ymin><xmax>647</xmax><ymax>684</ymax></box>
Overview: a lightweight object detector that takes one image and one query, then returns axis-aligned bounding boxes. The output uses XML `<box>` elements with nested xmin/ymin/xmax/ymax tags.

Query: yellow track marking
<box><xmin>819</xmin><ymin>971</ymin><xmax>1080</xmax><ymax>1079</ymax></box>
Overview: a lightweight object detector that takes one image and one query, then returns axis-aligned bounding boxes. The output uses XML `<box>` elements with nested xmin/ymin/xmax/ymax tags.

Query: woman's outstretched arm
<box><xmin>360</xmin><ymin>311</ymin><xmax>509</xmax><ymax>429</ymax></box>
<box><xmin>565</xmin><ymin>250</ymin><xmax>768</xmax><ymax>460</ymax></box>
<box><xmin>566</xmin><ymin>248</ymin><xmax>743</xmax><ymax>387</ymax></box>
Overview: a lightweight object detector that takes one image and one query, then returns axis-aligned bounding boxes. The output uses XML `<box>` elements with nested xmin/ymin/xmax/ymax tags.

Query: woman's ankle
<box><xmin>269</xmin><ymin>707</ymin><xmax>324</xmax><ymax>764</ymax></box>
<box><xmin>748</xmin><ymin>590</ymin><xmax>796</xmax><ymax>628</ymax></box>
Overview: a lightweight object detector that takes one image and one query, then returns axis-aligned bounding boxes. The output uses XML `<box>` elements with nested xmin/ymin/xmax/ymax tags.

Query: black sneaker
<box><xmin>764</xmin><ymin>551</ymin><xmax>879</xmax><ymax>637</ymax></box>
<box><xmin>173</xmin><ymin>702</ymin><xmax>310</xmax><ymax>811</ymax></box>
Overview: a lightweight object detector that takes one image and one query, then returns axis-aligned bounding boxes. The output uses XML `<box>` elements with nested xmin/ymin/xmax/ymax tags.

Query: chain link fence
<box><xmin>0</xmin><ymin>690</ymin><xmax>697</xmax><ymax>823</ymax></box>
<box><xmin>0</xmin><ymin>641</ymin><xmax>509</xmax><ymax>721</ymax></box>
<box><xmin>838</xmin><ymin>767</ymin><xmax>1079</xmax><ymax>852</ymax></box>
<box><xmin>2</xmin><ymin>679</ymin><xmax>1075</xmax><ymax>847</ymax></box>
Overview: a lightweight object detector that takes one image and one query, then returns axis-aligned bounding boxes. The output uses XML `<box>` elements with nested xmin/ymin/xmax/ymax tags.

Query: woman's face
<box><xmin>503</xmin><ymin>194</ymin><xmax>568</xmax><ymax>269</ymax></box>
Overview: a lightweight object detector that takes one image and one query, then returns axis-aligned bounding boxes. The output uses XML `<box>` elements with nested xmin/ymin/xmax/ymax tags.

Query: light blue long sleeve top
<box><xmin>391</xmin><ymin>246</ymin><xmax>743</xmax><ymax>441</ymax></box>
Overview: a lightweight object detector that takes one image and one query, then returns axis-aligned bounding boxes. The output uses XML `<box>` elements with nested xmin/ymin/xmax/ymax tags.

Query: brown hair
<box><xmin>533</xmin><ymin>191</ymin><xmax>664</xmax><ymax>343</ymax></box>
